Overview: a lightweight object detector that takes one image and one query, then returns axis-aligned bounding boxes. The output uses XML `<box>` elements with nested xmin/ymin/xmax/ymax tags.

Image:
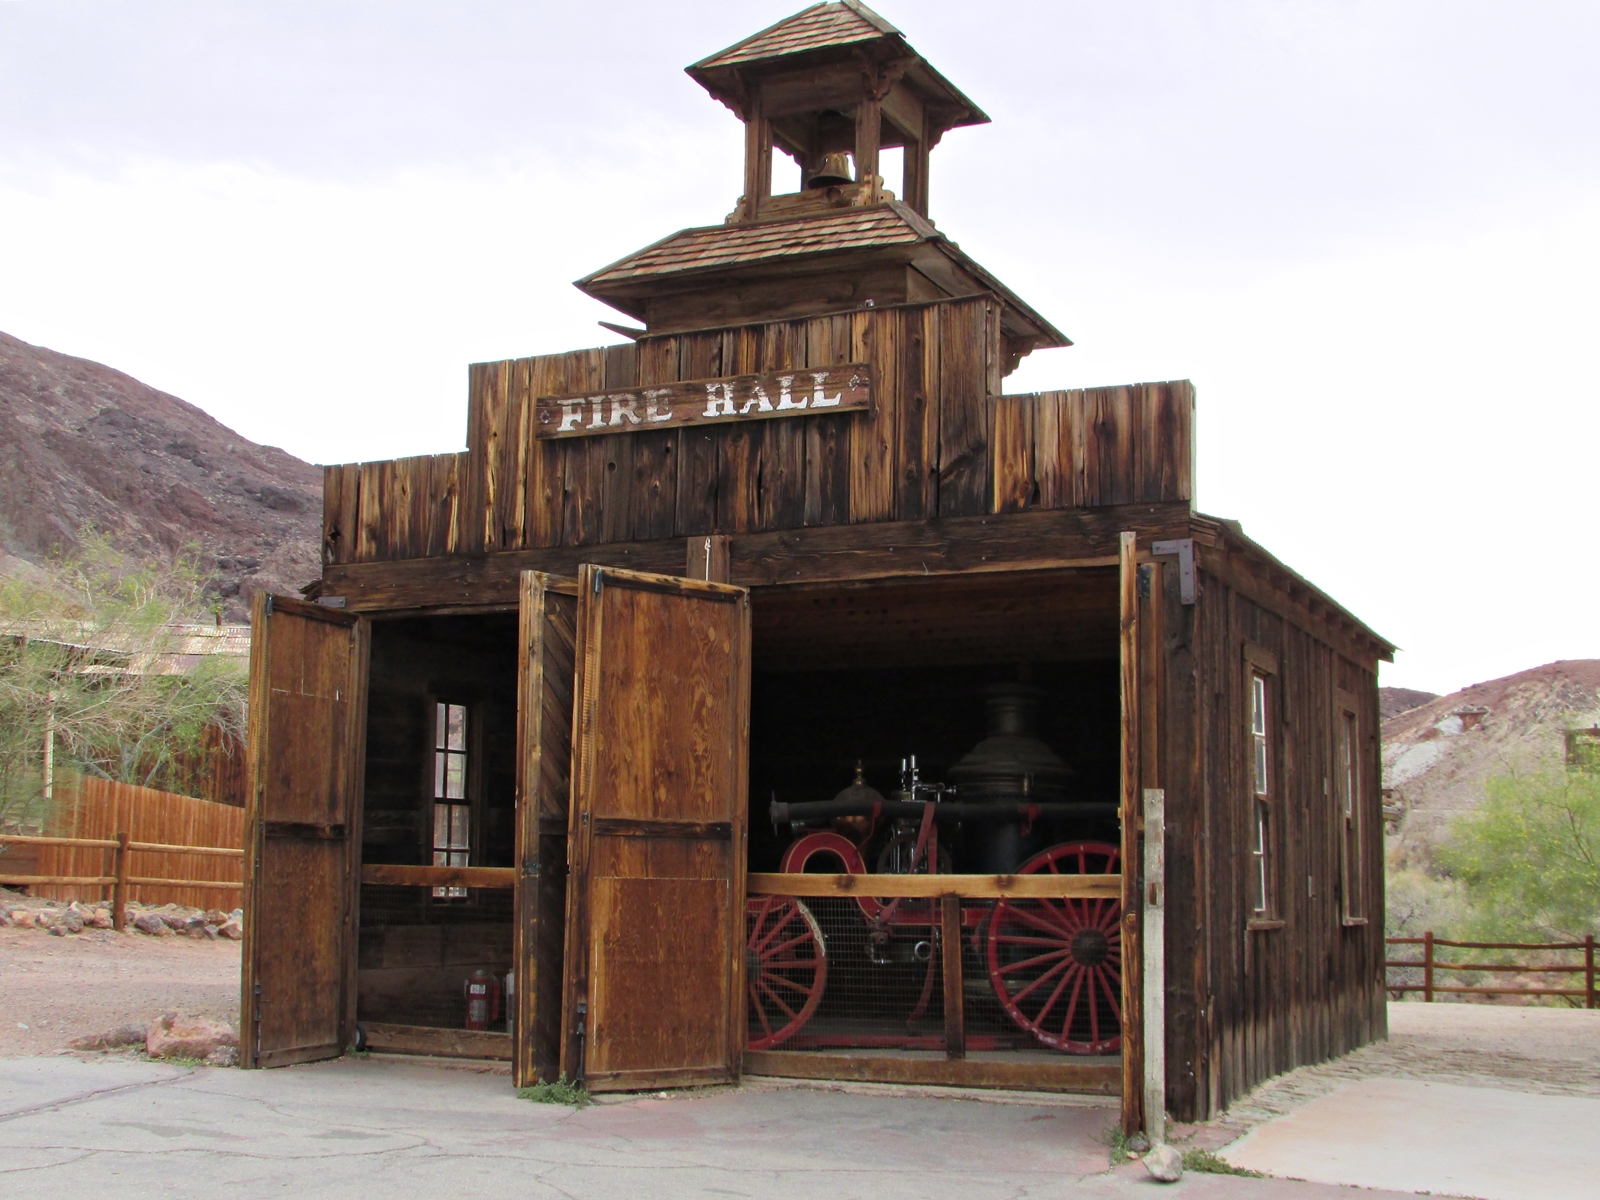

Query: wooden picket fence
<box><xmin>1387</xmin><ymin>932</ymin><xmax>1597</xmax><ymax>1007</ymax></box>
<box><xmin>0</xmin><ymin>774</ymin><xmax>243</xmax><ymax>911</ymax></box>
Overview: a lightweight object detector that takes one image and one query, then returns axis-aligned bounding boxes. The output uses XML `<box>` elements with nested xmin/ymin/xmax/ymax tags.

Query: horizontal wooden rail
<box><xmin>2</xmin><ymin>829</ymin><xmax>243</xmax><ymax>928</ymax></box>
<box><xmin>1388</xmin><ymin>936</ymin><xmax>1590</xmax><ymax>951</ymax></box>
<box><xmin>128</xmin><ymin>841</ymin><xmax>244</xmax><ymax>858</ymax></box>
<box><xmin>1386</xmin><ymin>932</ymin><xmax>1596</xmax><ymax>1007</ymax></box>
<box><xmin>0</xmin><ymin>874</ymin><xmax>116</xmax><ymax>887</ymax></box>
<box><xmin>360</xmin><ymin>864</ymin><xmax>516</xmax><ymax>890</ymax></box>
<box><xmin>0</xmin><ymin>833</ymin><xmax>119</xmax><ymax>850</ymax></box>
<box><xmin>126</xmin><ymin>877</ymin><xmax>242</xmax><ymax>890</ymax></box>
<box><xmin>747</xmin><ymin>872</ymin><xmax>1121</xmax><ymax>899</ymax></box>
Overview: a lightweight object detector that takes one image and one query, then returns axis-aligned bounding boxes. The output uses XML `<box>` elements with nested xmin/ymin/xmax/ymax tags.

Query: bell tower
<box><xmin>577</xmin><ymin>1</ymin><xmax>1069</xmax><ymax>371</ymax></box>
<box><xmin>684</xmin><ymin>0</ymin><xmax>987</xmax><ymax>222</ymax></box>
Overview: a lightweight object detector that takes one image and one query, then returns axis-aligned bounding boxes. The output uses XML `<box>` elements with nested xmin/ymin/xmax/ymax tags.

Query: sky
<box><xmin>1</xmin><ymin>0</ymin><xmax>1596</xmax><ymax>694</ymax></box>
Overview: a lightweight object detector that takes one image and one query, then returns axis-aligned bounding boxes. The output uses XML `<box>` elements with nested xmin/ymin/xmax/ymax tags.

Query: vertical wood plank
<box><xmin>802</xmin><ymin>314</ymin><xmax>851</xmax><ymax>527</ymax></box>
<box><xmin>941</xmin><ymin>893</ymin><xmax>965</xmax><ymax>1059</ymax></box>
<box><xmin>894</xmin><ymin>305</ymin><xmax>937</xmax><ymax>520</ymax></box>
<box><xmin>427</xmin><ymin>453</ymin><xmax>462</xmax><ymax>556</ymax></box>
<box><xmin>1119</xmin><ymin>530</ymin><xmax>1143</xmax><ymax>1136</ymax></box>
<box><xmin>848</xmin><ymin>308</ymin><xmax>895</xmax><ymax>522</ymax></box>
<box><xmin>598</xmin><ymin>344</ymin><xmax>639</xmax><ymax>543</ymax></box>
<box><xmin>936</xmin><ymin>298</ymin><xmax>991</xmax><ymax>517</ymax></box>
<box><xmin>560</xmin><ymin>349</ymin><xmax>607</xmax><ymax>546</ymax></box>
<box><xmin>717</xmin><ymin>327</ymin><xmax>762</xmax><ymax>533</ymax></box>
<box><xmin>630</xmin><ymin>337</ymin><xmax>679</xmax><ymax>540</ymax></box>
<box><xmin>756</xmin><ymin>322</ymin><xmax>806</xmax><ymax>530</ymax></box>
<box><xmin>1032</xmin><ymin>392</ymin><xmax>1064</xmax><ymax>509</ymax></box>
<box><xmin>461</xmin><ymin>363</ymin><xmax>490</xmax><ymax>554</ymax></box>
<box><xmin>674</xmin><ymin>332</ymin><xmax>723</xmax><ymax>537</ymax></box>
<box><xmin>990</xmin><ymin>396</ymin><xmax>1034</xmax><ymax>513</ymax></box>
<box><xmin>527</xmin><ymin>355</ymin><xmax>567</xmax><ymax>548</ymax></box>
<box><xmin>355</xmin><ymin>463</ymin><xmax>383</xmax><ymax>562</ymax></box>
<box><xmin>489</xmin><ymin>360</ymin><xmax>527</xmax><ymax>551</ymax></box>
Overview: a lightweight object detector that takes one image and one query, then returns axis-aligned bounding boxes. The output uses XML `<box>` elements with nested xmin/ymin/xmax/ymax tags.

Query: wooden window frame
<box><xmin>429</xmin><ymin>697</ymin><xmax>477</xmax><ymax>901</ymax></box>
<box><xmin>1243</xmin><ymin>643</ymin><xmax>1283</xmax><ymax>932</ymax></box>
<box><xmin>1335</xmin><ymin>687</ymin><xmax>1368</xmax><ymax>927</ymax></box>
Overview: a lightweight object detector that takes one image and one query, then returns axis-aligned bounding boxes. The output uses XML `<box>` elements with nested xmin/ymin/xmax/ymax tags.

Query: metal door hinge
<box><xmin>263</xmin><ymin>594</ymin><xmax>274</xmax><ymax>616</ymax></box>
<box><xmin>1137</xmin><ymin>564</ymin><xmax>1153</xmax><ymax>598</ymax></box>
<box><xmin>1150</xmin><ymin>539</ymin><xmax>1196</xmax><ymax>605</ymax></box>
<box><xmin>592</xmin><ymin>570</ymin><xmax>603</xmax><ymax>594</ymax></box>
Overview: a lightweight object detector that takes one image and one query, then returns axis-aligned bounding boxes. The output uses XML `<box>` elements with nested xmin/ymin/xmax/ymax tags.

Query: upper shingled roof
<box><xmin>691</xmin><ymin>1</ymin><xmax>899</xmax><ymax>71</ymax></box>
<box><xmin>580</xmin><ymin>205</ymin><xmax>929</xmax><ymax>287</ymax></box>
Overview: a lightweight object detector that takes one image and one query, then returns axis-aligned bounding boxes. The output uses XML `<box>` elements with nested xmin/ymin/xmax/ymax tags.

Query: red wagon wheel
<box><xmin>986</xmin><ymin>841</ymin><xmax>1122</xmax><ymax>1055</ymax></box>
<box><xmin>745</xmin><ymin>895</ymin><xmax>828</xmax><ymax>1051</ymax></box>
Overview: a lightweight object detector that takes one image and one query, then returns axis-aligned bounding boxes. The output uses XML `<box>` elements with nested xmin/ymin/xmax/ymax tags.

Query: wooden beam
<box><xmin>360</xmin><ymin>864</ymin><xmax>515</xmax><ymax>889</ymax></box>
<box><xmin>362</xmin><ymin>1022</ymin><xmax>512</xmax><ymax>1062</ymax></box>
<box><xmin>320</xmin><ymin>502</ymin><xmax>1196</xmax><ymax>612</ymax></box>
<box><xmin>1119</xmin><ymin>530</ymin><xmax>1142</xmax><ymax>1137</ymax></box>
<box><xmin>747</xmin><ymin>872</ymin><xmax>1120</xmax><ymax>899</ymax></box>
<box><xmin>744</xmin><ymin>1050</ymin><xmax>1120</xmax><ymax>1094</ymax></box>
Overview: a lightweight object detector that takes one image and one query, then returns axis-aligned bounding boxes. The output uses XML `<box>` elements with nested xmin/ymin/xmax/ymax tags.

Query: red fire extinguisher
<box><xmin>464</xmin><ymin>968</ymin><xmax>502</xmax><ymax>1031</ymax></box>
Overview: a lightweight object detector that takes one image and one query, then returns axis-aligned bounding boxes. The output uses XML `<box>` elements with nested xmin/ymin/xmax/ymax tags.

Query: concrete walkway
<box><xmin>1224</xmin><ymin>1077</ymin><xmax>1597</xmax><ymax>1200</ymax></box>
<box><xmin>1</xmin><ymin>1054</ymin><xmax>1408</xmax><ymax>1200</ymax></box>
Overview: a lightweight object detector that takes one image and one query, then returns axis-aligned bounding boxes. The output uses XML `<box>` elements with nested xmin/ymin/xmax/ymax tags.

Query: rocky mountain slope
<box><xmin>1382</xmin><ymin>660</ymin><xmax>1600</xmax><ymax>863</ymax></box>
<box><xmin>0</xmin><ymin>331</ymin><xmax>322</xmax><ymax>618</ymax></box>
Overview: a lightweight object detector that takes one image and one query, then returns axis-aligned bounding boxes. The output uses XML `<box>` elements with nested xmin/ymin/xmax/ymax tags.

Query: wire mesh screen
<box><xmin>747</xmin><ymin>886</ymin><xmax>1122</xmax><ymax>1058</ymax></box>
<box><xmin>357</xmin><ymin>885</ymin><xmax>515</xmax><ymax>1031</ymax></box>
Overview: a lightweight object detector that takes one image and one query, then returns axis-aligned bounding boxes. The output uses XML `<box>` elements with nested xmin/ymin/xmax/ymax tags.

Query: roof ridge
<box><xmin>689</xmin><ymin>2</ymin><xmax>896</xmax><ymax>71</ymax></box>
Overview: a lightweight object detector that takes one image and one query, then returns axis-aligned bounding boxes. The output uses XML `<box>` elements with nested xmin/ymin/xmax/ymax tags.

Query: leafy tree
<box><xmin>1436</xmin><ymin>768</ymin><xmax>1600</xmax><ymax>943</ymax></box>
<box><xmin>0</xmin><ymin>536</ymin><xmax>247</xmax><ymax>832</ymax></box>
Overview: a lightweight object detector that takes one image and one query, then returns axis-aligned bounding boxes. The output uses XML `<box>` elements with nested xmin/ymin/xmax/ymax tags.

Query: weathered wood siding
<box><xmin>322</xmin><ymin>298</ymin><xmax>1195</xmax><ymax>565</ymax></box>
<box><xmin>1164</xmin><ymin>565</ymin><xmax>1386</xmax><ymax>1121</ymax></box>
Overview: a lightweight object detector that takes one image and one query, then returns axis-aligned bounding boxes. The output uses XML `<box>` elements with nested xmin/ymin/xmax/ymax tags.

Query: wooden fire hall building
<box><xmin>241</xmin><ymin>1</ymin><xmax>1393</xmax><ymax>1129</ymax></box>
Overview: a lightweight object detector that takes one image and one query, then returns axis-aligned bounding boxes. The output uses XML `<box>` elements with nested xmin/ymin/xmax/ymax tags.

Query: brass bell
<box><xmin>806</xmin><ymin>151</ymin><xmax>854</xmax><ymax>189</ymax></box>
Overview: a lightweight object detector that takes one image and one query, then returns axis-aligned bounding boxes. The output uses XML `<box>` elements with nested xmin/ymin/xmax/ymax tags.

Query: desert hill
<box><xmin>0</xmin><ymin>330</ymin><xmax>322</xmax><ymax>618</ymax></box>
<box><xmin>1382</xmin><ymin>660</ymin><xmax>1600</xmax><ymax>863</ymax></box>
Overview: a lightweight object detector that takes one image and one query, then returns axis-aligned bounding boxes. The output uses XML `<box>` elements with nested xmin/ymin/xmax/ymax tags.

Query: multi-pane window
<box><xmin>1250</xmin><ymin>672</ymin><xmax>1271</xmax><ymax>915</ymax></box>
<box><xmin>432</xmin><ymin>701</ymin><xmax>470</xmax><ymax>899</ymax></box>
<box><xmin>1336</xmin><ymin>698</ymin><xmax>1366</xmax><ymax>923</ymax></box>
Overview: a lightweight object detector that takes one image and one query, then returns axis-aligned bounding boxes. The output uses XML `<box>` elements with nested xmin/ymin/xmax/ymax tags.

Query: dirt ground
<box><xmin>0</xmin><ymin>925</ymin><xmax>240</xmax><ymax>1056</ymax></box>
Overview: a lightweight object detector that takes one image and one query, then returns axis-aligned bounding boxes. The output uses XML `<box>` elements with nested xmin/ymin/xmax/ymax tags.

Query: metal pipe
<box><xmin>770</xmin><ymin>798</ymin><xmax>1116</xmax><ymax>825</ymax></box>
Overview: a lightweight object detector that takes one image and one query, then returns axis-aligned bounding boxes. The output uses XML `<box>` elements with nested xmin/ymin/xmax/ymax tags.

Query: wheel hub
<box><xmin>1070</xmin><ymin>927</ymin><xmax>1110</xmax><ymax>968</ymax></box>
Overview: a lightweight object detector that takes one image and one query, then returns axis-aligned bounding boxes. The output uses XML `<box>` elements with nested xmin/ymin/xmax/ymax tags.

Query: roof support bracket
<box><xmin>1150</xmin><ymin>539</ymin><xmax>1196</xmax><ymax>605</ymax></box>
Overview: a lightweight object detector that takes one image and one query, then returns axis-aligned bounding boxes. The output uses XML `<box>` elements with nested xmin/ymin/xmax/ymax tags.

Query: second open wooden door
<box><xmin>557</xmin><ymin>565</ymin><xmax>751</xmax><ymax>1091</ymax></box>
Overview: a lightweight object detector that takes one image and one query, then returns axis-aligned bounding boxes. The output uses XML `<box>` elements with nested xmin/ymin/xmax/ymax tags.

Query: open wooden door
<box><xmin>514</xmin><ymin>572</ymin><xmax>579</xmax><ymax>1087</ymax></box>
<box><xmin>241</xmin><ymin>593</ymin><xmax>367</xmax><ymax>1069</ymax></box>
<box><xmin>560</xmin><ymin>565</ymin><xmax>751</xmax><ymax>1092</ymax></box>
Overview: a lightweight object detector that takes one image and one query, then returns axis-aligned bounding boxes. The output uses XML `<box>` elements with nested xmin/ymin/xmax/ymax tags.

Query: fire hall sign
<box><xmin>534</xmin><ymin>364</ymin><xmax>871</xmax><ymax>439</ymax></box>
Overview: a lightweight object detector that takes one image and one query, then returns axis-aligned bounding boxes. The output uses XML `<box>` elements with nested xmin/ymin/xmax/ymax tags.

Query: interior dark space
<box><xmin>356</xmin><ymin>614</ymin><xmax>519</xmax><ymax>1031</ymax></box>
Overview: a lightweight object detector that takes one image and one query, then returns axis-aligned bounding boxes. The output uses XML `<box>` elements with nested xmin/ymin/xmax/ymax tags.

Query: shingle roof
<box><xmin>580</xmin><ymin>206</ymin><xmax>932</xmax><ymax>287</ymax></box>
<box><xmin>691</xmin><ymin>2</ymin><xmax>898</xmax><ymax>71</ymax></box>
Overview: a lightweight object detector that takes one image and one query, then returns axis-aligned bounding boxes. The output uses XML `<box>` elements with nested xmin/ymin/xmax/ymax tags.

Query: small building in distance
<box><xmin>240</xmin><ymin>1</ymin><xmax>1394</xmax><ymax>1131</ymax></box>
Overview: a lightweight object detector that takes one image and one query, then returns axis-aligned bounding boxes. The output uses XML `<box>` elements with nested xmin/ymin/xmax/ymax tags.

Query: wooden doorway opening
<box><xmin>742</xmin><ymin>566</ymin><xmax>1128</xmax><ymax>1093</ymax></box>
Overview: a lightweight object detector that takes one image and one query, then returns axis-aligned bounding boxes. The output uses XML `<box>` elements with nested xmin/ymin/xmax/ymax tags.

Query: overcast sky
<box><xmin>2</xmin><ymin>1</ymin><xmax>1597</xmax><ymax>694</ymax></box>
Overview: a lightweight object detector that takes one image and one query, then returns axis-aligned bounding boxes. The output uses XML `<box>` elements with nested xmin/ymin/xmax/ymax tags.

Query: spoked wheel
<box><xmin>745</xmin><ymin>896</ymin><xmax>828</xmax><ymax>1051</ymax></box>
<box><xmin>986</xmin><ymin>841</ymin><xmax>1122</xmax><ymax>1054</ymax></box>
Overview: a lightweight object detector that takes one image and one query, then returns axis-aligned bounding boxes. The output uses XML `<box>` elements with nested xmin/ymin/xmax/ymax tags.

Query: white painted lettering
<box><xmin>608</xmin><ymin>395</ymin><xmax>642</xmax><ymax>426</ymax></box>
<box><xmin>586</xmin><ymin>397</ymin><xmax>607</xmax><ymax>429</ymax></box>
<box><xmin>704</xmin><ymin>382</ymin><xmax>736</xmax><ymax>418</ymax></box>
<box><xmin>644</xmin><ymin>388</ymin><xmax>674</xmax><ymax>422</ymax></box>
<box><xmin>810</xmin><ymin>371</ymin><xmax>843</xmax><ymax>408</ymax></box>
<box><xmin>775</xmin><ymin>374</ymin><xmax>807</xmax><ymax>410</ymax></box>
<box><xmin>739</xmin><ymin>385</ymin><xmax>773</xmax><ymax>414</ymax></box>
<box><xmin>557</xmin><ymin>400</ymin><xmax>586</xmax><ymax>432</ymax></box>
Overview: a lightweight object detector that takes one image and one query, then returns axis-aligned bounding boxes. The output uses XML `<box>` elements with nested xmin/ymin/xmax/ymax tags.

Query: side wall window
<box><xmin>1243</xmin><ymin>643</ymin><xmax>1280</xmax><ymax>926</ymax></box>
<box><xmin>432</xmin><ymin>700</ymin><xmax>471</xmax><ymax>899</ymax></box>
<box><xmin>1336</xmin><ymin>689</ymin><xmax>1367</xmax><ymax>924</ymax></box>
